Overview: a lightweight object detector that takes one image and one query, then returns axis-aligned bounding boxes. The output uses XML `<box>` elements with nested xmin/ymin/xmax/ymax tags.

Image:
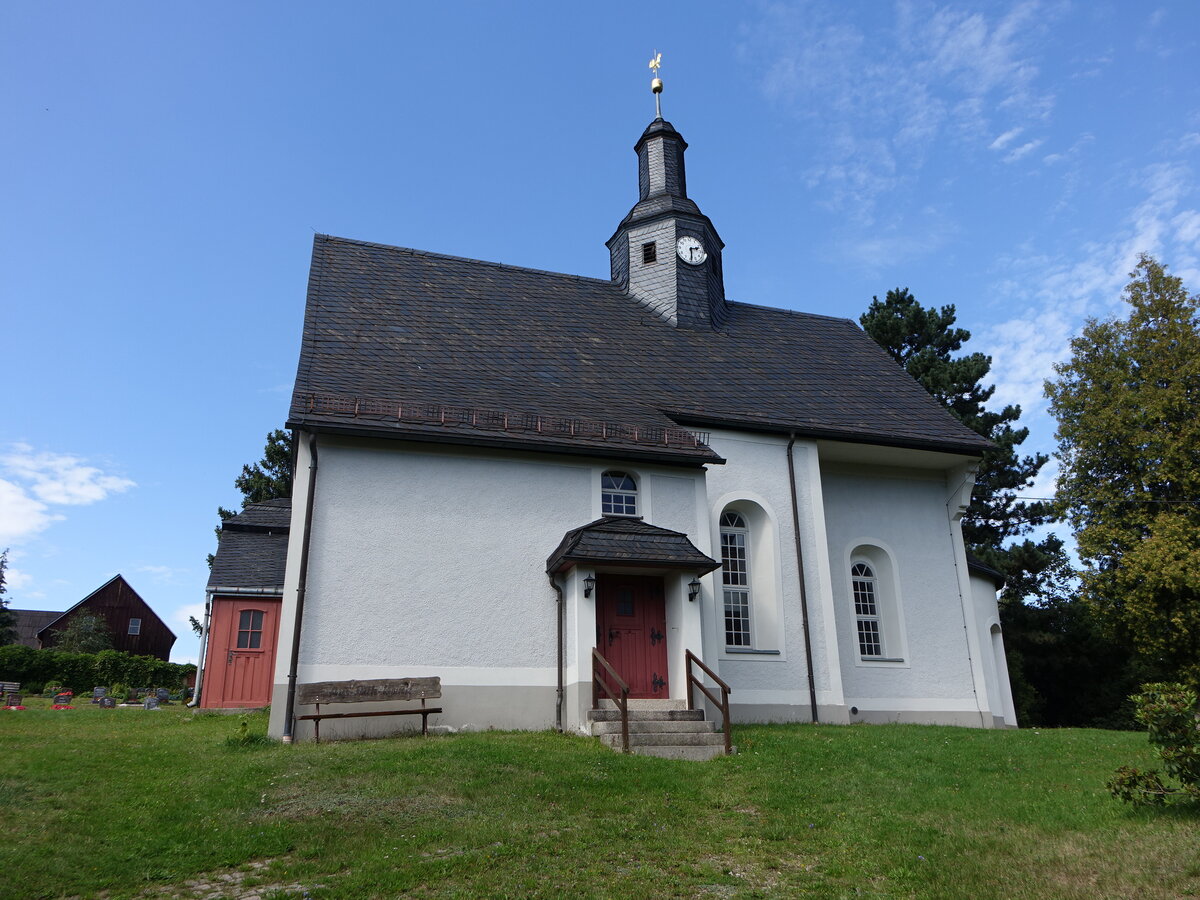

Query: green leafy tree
<box><xmin>1046</xmin><ymin>255</ymin><xmax>1200</xmax><ymax>688</ymax></box>
<box><xmin>1109</xmin><ymin>682</ymin><xmax>1200</xmax><ymax>805</ymax></box>
<box><xmin>49</xmin><ymin>611</ymin><xmax>114</xmax><ymax>654</ymax></box>
<box><xmin>0</xmin><ymin>550</ymin><xmax>16</xmax><ymax>646</ymax></box>
<box><xmin>860</xmin><ymin>288</ymin><xmax>1061</xmax><ymax>596</ymax></box>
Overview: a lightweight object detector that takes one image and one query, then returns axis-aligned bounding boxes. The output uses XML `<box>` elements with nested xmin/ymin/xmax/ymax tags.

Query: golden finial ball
<box><xmin>651</xmin><ymin>77</ymin><xmax>663</xmax><ymax>94</ymax></box>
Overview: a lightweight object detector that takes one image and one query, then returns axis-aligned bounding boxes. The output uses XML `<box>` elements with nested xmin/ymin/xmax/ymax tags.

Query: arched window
<box><xmin>851</xmin><ymin>562</ymin><xmax>882</xmax><ymax>657</ymax></box>
<box><xmin>848</xmin><ymin>545</ymin><xmax>906</xmax><ymax>663</ymax></box>
<box><xmin>720</xmin><ymin>510</ymin><xmax>751</xmax><ymax>647</ymax></box>
<box><xmin>601</xmin><ymin>471</ymin><xmax>638</xmax><ymax>516</ymax></box>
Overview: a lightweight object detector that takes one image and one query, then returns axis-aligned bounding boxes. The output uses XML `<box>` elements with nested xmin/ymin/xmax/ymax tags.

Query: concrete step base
<box><xmin>590</xmin><ymin>719</ymin><xmax>718</xmax><ymax>736</ymax></box>
<box><xmin>599</xmin><ymin>731</ymin><xmax>726</xmax><ymax>749</ymax></box>
<box><xmin>598</xmin><ymin>698</ymin><xmax>687</xmax><ymax>711</ymax></box>
<box><xmin>588</xmin><ymin>708</ymin><xmax>706</xmax><ymax>723</ymax></box>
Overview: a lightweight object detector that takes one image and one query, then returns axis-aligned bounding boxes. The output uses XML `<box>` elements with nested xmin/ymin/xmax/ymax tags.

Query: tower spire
<box><xmin>649</xmin><ymin>51</ymin><xmax>663</xmax><ymax>120</ymax></box>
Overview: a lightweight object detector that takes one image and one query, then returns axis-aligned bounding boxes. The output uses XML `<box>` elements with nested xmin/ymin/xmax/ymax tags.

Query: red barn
<box><xmin>38</xmin><ymin>575</ymin><xmax>176</xmax><ymax>660</ymax></box>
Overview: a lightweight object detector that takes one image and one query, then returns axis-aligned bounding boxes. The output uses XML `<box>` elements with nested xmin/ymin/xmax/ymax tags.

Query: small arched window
<box><xmin>720</xmin><ymin>510</ymin><xmax>751</xmax><ymax>647</ymax></box>
<box><xmin>601</xmin><ymin>471</ymin><xmax>638</xmax><ymax>516</ymax></box>
<box><xmin>851</xmin><ymin>562</ymin><xmax>882</xmax><ymax>657</ymax></box>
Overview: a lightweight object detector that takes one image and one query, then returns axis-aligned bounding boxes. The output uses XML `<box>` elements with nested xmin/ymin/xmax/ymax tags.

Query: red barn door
<box><xmin>201</xmin><ymin>597</ymin><xmax>281</xmax><ymax>708</ymax></box>
<box><xmin>596</xmin><ymin>575</ymin><xmax>669</xmax><ymax>699</ymax></box>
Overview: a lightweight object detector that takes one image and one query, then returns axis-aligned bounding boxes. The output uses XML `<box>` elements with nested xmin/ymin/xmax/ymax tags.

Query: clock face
<box><xmin>676</xmin><ymin>235</ymin><xmax>707</xmax><ymax>266</ymax></box>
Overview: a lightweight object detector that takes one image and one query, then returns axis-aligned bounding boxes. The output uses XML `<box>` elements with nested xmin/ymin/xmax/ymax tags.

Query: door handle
<box><xmin>608</xmin><ymin>629</ymin><xmax>619</xmax><ymax>645</ymax></box>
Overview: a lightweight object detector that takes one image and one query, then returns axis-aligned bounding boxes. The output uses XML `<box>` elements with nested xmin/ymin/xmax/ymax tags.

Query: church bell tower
<box><xmin>606</xmin><ymin>54</ymin><xmax>727</xmax><ymax>330</ymax></box>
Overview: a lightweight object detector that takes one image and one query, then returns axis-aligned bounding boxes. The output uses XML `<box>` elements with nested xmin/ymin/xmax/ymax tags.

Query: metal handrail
<box><xmin>592</xmin><ymin>648</ymin><xmax>631</xmax><ymax>753</ymax></box>
<box><xmin>685</xmin><ymin>649</ymin><xmax>733</xmax><ymax>755</ymax></box>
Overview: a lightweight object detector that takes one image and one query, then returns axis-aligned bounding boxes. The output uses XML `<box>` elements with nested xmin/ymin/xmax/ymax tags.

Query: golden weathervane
<box><xmin>649</xmin><ymin>51</ymin><xmax>663</xmax><ymax>118</ymax></box>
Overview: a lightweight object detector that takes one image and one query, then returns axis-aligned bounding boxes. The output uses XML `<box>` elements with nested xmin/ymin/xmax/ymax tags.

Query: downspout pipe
<box><xmin>548</xmin><ymin>574</ymin><xmax>565</xmax><ymax>732</ymax></box>
<box><xmin>187</xmin><ymin>590</ymin><xmax>214</xmax><ymax>708</ymax></box>
<box><xmin>786</xmin><ymin>435</ymin><xmax>820</xmax><ymax>723</ymax></box>
<box><xmin>281</xmin><ymin>433</ymin><xmax>319</xmax><ymax>743</ymax></box>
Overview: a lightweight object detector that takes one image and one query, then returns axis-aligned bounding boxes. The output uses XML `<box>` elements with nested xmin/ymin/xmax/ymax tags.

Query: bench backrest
<box><xmin>296</xmin><ymin>677</ymin><xmax>440</xmax><ymax>706</ymax></box>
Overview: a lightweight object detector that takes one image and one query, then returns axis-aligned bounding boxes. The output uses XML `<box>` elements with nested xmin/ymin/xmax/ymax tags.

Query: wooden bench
<box><xmin>294</xmin><ymin>677</ymin><xmax>442</xmax><ymax>742</ymax></box>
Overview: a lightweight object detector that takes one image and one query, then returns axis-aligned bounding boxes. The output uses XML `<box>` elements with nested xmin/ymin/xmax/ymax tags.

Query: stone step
<box><xmin>588</xmin><ymin>708</ymin><xmax>706</xmax><ymax>723</ymax></box>
<box><xmin>629</xmin><ymin>744</ymin><xmax>730</xmax><ymax>761</ymax></box>
<box><xmin>599</xmin><ymin>731</ymin><xmax>726</xmax><ymax>749</ymax></box>
<box><xmin>598</xmin><ymin>698</ymin><xmax>687</xmax><ymax>711</ymax></box>
<box><xmin>590</xmin><ymin>719</ymin><xmax>718</xmax><ymax>736</ymax></box>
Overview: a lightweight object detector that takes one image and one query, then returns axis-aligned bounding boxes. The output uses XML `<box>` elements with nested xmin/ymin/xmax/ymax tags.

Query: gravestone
<box><xmin>92</xmin><ymin>687</ymin><xmax>107</xmax><ymax>704</ymax></box>
<box><xmin>155</xmin><ymin>687</ymin><xmax>171</xmax><ymax>704</ymax></box>
<box><xmin>5</xmin><ymin>692</ymin><xmax>22</xmax><ymax>707</ymax></box>
<box><xmin>53</xmin><ymin>692</ymin><xmax>72</xmax><ymax>706</ymax></box>
<box><xmin>143</xmin><ymin>696</ymin><xmax>159</xmax><ymax>710</ymax></box>
<box><xmin>99</xmin><ymin>697</ymin><xmax>116</xmax><ymax>709</ymax></box>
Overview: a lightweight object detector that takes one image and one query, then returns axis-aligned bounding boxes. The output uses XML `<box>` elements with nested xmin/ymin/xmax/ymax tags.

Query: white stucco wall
<box><xmin>820</xmin><ymin>462</ymin><xmax>990</xmax><ymax>725</ymax></box>
<box><xmin>971</xmin><ymin>573</ymin><xmax>1018</xmax><ymax>728</ymax></box>
<box><xmin>701</xmin><ymin>431</ymin><xmax>844</xmax><ymax>722</ymax></box>
<box><xmin>268</xmin><ymin>429</ymin><xmax>1009</xmax><ymax>738</ymax></box>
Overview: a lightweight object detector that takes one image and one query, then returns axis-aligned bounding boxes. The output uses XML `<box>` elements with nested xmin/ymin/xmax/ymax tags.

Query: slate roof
<box><xmin>220</xmin><ymin>498</ymin><xmax>292</xmax><ymax>533</ymax></box>
<box><xmin>547</xmin><ymin>516</ymin><xmax>720</xmax><ymax>574</ymax></box>
<box><xmin>287</xmin><ymin>235</ymin><xmax>991</xmax><ymax>463</ymax></box>
<box><xmin>966</xmin><ymin>553</ymin><xmax>1006</xmax><ymax>590</ymax></box>
<box><xmin>208</xmin><ymin>500</ymin><xmax>291</xmax><ymax>592</ymax></box>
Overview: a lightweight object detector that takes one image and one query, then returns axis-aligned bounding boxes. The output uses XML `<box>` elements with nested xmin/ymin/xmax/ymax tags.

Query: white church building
<box><xmin>261</xmin><ymin>97</ymin><xmax>1017</xmax><ymax>742</ymax></box>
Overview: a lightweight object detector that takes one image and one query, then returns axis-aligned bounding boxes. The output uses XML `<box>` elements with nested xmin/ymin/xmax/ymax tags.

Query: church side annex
<box><xmin>259</xmin><ymin>64</ymin><xmax>1017</xmax><ymax>742</ymax></box>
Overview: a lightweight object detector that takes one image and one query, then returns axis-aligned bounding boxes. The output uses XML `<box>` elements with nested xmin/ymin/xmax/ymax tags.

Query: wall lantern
<box><xmin>688</xmin><ymin>578</ymin><xmax>702</xmax><ymax>602</ymax></box>
<box><xmin>583</xmin><ymin>574</ymin><xmax>596</xmax><ymax>598</ymax></box>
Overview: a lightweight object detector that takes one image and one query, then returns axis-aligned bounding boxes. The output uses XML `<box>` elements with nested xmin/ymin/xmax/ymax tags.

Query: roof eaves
<box><xmin>287</xmin><ymin>419</ymin><xmax>725</xmax><ymax>467</ymax></box>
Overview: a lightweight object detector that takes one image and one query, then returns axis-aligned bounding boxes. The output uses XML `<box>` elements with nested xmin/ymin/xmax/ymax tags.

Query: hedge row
<box><xmin>0</xmin><ymin>645</ymin><xmax>196</xmax><ymax>694</ymax></box>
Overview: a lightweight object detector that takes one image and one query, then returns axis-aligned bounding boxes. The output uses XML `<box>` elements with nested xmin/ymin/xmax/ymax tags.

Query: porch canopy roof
<box><xmin>547</xmin><ymin>516</ymin><xmax>720</xmax><ymax>575</ymax></box>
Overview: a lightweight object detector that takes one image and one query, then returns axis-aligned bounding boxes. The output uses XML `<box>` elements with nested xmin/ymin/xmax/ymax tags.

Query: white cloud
<box><xmin>137</xmin><ymin>564</ymin><xmax>185</xmax><ymax>584</ymax></box>
<box><xmin>1003</xmin><ymin>139</ymin><xmax>1044</xmax><ymax>163</ymax></box>
<box><xmin>0</xmin><ymin>445</ymin><xmax>135</xmax><ymax>545</ymax></box>
<box><xmin>4</xmin><ymin>562</ymin><xmax>34</xmax><ymax>592</ymax></box>
<box><xmin>0</xmin><ymin>479</ymin><xmax>63</xmax><ymax>544</ymax></box>
<box><xmin>174</xmin><ymin>602</ymin><xmax>206</xmax><ymax>629</ymax></box>
<box><xmin>2</xmin><ymin>444</ymin><xmax>135</xmax><ymax>506</ymax></box>
<box><xmin>989</xmin><ymin>127</ymin><xmax>1023</xmax><ymax>150</ymax></box>
<box><xmin>744</xmin><ymin>1</ymin><xmax>1058</xmax><ymax>217</ymax></box>
<box><xmin>982</xmin><ymin>157</ymin><xmax>1199</xmax><ymax>447</ymax></box>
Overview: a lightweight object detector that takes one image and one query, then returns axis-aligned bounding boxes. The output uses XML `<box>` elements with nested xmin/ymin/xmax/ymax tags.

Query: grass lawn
<box><xmin>1</xmin><ymin>698</ymin><xmax>1197</xmax><ymax>899</ymax></box>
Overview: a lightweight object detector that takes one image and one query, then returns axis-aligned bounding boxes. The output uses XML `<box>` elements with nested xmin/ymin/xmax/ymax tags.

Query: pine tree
<box><xmin>0</xmin><ymin>550</ymin><xmax>17</xmax><ymax>646</ymax></box>
<box><xmin>860</xmin><ymin>288</ymin><xmax>1061</xmax><ymax>597</ymax></box>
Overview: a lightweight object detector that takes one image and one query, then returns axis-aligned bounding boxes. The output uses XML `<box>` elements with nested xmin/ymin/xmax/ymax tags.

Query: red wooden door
<box><xmin>596</xmin><ymin>575</ymin><xmax>669</xmax><ymax>699</ymax></box>
<box><xmin>201</xmin><ymin>597</ymin><xmax>280</xmax><ymax>708</ymax></box>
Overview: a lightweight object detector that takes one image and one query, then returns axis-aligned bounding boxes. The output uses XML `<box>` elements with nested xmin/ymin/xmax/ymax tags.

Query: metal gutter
<box><xmin>548</xmin><ymin>575</ymin><xmax>565</xmax><ymax>733</ymax></box>
<box><xmin>187</xmin><ymin>590</ymin><xmax>214</xmax><ymax>708</ymax></box>
<box><xmin>786</xmin><ymin>435</ymin><xmax>820</xmax><ymax>723</ymax></box>
<box><xmin>281</xmin><ymin>432</ymin><xmax>318</xmax><ymax>744</ymax></box>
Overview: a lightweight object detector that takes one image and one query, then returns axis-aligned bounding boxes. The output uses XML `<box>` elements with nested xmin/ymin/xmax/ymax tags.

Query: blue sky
<box><xmin>4</xmin><ymin>2</ymin><xmax>1198</xmax><ymax>664</ymax></box>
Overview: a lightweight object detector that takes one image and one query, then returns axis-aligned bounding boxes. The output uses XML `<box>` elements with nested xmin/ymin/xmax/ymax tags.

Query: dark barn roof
<box><xmin>547</xmin><ymin>516</ymin><xmax>720</xmax><ymax>574</ymax></box>
<box><xmin>208</xmin><ymin>500</ymin><xmax>291</xmax><ymax>592</ymax></box>
<box><xmin>11</xmin><ymin>609</ymin><xmax>63</xmax><ymax>649</ymax></box>
<box><xmin>287</xmin><ymin>235</ymin><xmax>991</xmax><ymax>464</ymax></box>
